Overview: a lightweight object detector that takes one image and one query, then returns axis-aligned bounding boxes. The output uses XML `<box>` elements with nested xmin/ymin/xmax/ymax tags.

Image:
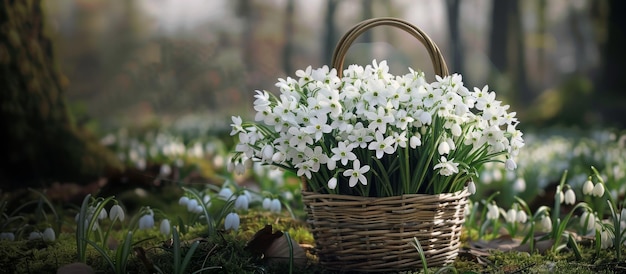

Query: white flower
<box><xmin>269</xmin><ymin>199</ymin><xmax>282</xmax><ymax>213</ymax></box>
<box><xmin>0</xmin><ymin>232</ymin><xmax>15</xmax><ymax>241</ymax></box>
<box><xmin>592</xmin><ymin>183</ymin><xmax>605</xmax><ymax>197</ymax></box>
<box><xmin>555</xmin><ymin>188</ymin><xmax>564</xmax><ymax>204</ymax></box>
<box><xmin>138</xmin><ymin>209</ymin><xmax>155</xmax><ymax>230</ymax></box>
<box><xmin>262</xmin><ymin>198</ymin><xmax>271</xmax><ymax>210</ymax></box>
<box><xmin>505</xmin><ymin>158</ymin><xmax>517</xmax><ymax>170</ymax></box>
<box><xmin>517</xmin><ymin>210</ymin><xmax>528</xmax><ymax>223</ymax></box>
<box><xmin>330</xmin><ymin>141</ymin><xmax>357</xmax><ymax>166</ymax></box>
<box><xmin>540</xmin><ymin>215</ymin><xmax>552</xmax><ymax>232</ymax></box>
<box><xmin>43</xmin><ymin>227</ymin><xmax>55</xmax><ymax>242</ymax></box>
<box><xmin>28</xmin><ymin>232</ymin><xmax>42</xmax><ymax>240</ymax></box>
<box><xmin>342</xmin><ymin>159</ymin><xmax>370</xmax><ymax>187</ymax></box>
<box><xmin>368</xmin><ymin>131</ymin><xmax>395</xmax><ymax>159</ymax></box>
<box><xmin>438</xmin><ymin>141</ymin><xmax>451</xmax><ymax>155</ymax></box>
<box><xmin>160</xmin><ymin>219</ymin><xmax>171</xmax><ymax>236</ymax></box>
<box><xmin>467</xmin><ymin>181</ymin><xmax>476</xmax><ymax>195</ymax></box>
<box><xmin>487</xmin><ymin>203</ymin><xmax>500</xmax><ymax>220</ymax></box>
<box><xmin>600</xmin><ymin>227</ymin><xmax>614</xmax><ymax>249</ymax></box>
<box><xmin>582</xmin><ymin>179</ymin><xmax>594</xmax><ymax>195</ymax></box>
<box><xmin>187</xmin><ymin>199</ymin><xmax>199</xmax><ymax>213</ymax></box>
<box><xmin>96</xmin><ymin>205</ymin><xmax>107</xmax><ymax>220</ymax></box>
<box><xmin>235</xmin><ymin>195</ymin><xmax>250</xmax><ymax>210</ymax></box>
<box><xmin>580</xmin><ymin>211</ymin><xmax>596</xmax><ymax>233</ymax></box>
<box><xmin>109</xmin><ymin>204</ymin><xmax>125</xmax><ymax>222</ymax></box>
<box><xmin>224</xmin><ymin>213</ymin><xmax>240</xmax><ymax>231</ymax></box>
<box><xmin>433</xmin><ymin>156</ymin><xmax>459</xmax><ymax>176</ymax></box>
<box><xmin>513</xmin><ymin>177</ymin><xmax>526</xmax><ymax>192</ymax></box>
<box><xmin>564</xmin><ymin>188</ymin><xmax>576</xmax><ymax>205</ymax></box>
<box><xmin>505</xmin><ymin>208</ymin><xmax>517</xmax><ymax>223</ymax></box>
<box><xmin>219</xmin><ymin>188</ymin><xmax>234</xmax><ymax>200</ymax></box>
<box><xmin>328</xmin><ymin>177</ymin><xmax>338</xmax><ymax>190</ymax></box>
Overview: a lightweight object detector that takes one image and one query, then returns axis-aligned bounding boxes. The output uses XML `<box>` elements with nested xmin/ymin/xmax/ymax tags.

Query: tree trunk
<box><xmin>597</xmin><ymin>0</ymin><xmax>626</xmax><ymax>126</ymax></box>
<box><xmin>323</xmin><ymin>0</ymin><xmax>338</xmax><ymax>65</ymax></box>
<box><xmin>489</xmin><ymin>0</ymin><xmax>509</xmax><ymax>73</ymax></box>
<box><xmin>0</xmin><ymin>0</ymin><xmax>120</xmax><ymax>188</ymax></box>
<box><xmin>283</xmin><ymin>0</ymin><xmax>295</xmax><ymax>75</ymax></box>
<box><xmin>446</xmin><ymin>0</ymin><xmax>464</xmax><ymax>76</ymax></box>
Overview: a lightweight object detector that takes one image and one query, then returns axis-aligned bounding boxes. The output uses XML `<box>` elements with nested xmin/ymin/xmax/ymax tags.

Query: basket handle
<box><xmin>331</xmin><ymin>17</ymin><xmax>449</xmax><ymax>78</ymax></box>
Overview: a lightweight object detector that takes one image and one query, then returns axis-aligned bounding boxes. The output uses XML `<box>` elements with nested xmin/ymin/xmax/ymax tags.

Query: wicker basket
<box><xmin>302</xmin><ymin>17</ymin><xmax>467</xmax><ymax>272</ymax></box>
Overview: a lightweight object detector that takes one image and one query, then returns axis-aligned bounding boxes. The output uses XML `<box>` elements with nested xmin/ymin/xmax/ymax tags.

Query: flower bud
<box><xmin>178</xmin><ymin>196</ymin><xmax>190</xmax><ymax>206</ymax></box>
<box><xmin>160</xmin><ymin>219</ymin><xmax>171</xmax><ymax>236</ymax></box>
<box><xmin>467</xmin><ymin>181</ymin><xmax>476</xmax><ymax>195</ymax></box>
<box><xmin>235</xmin><ymin>195</ymin><xmax>249</xmax><ymax>210</ymax></box>
<box><xmin>187</xmin><ymin>199</ymin><xmax>199</xmax><ymax>213</ymax></box>
<box><xmin>0</xmin><ymin>232</ymin><xmax>15</xmax><ymax>241</ymax></box>
<box><xmin>262</xmin><ymin>198</ymin><xmax>271</xmax><ymax>210</ymax></box>
<box><xmin>138</xmin><ymin>213</ymin><xmax>155</xmax><ymax>230</ymax></box>
<box><xmin>582</xmin><ymin>179</ymin><xmax>594</xmax><ymax>195</ymax></box>
<box><xmin>224</xmin><ymin>213</ymin><xmax>240</xmax><ymax>231</ymax></box>
<box><xmin>506</xmin><ymin>208</ymin><xmax>517</xmax><ymax>223</ymax></box>
<box><xmin>109</xmin><ymin>204</ymin><xmax>125</xmax><ymax>222</ymax></box>
<box><xmin>328</xmin><ymin>177</ymin><xmax>338</xmax><ymax>190</ymax></box>
<box><xmin>43</xmin><ymin>228</ymin><xmax>56</xmax><ymax>242</ymax></box>
<box><xmin>270</xmin><ymin>199</ymin><xmax>282</xmax><ymax>213</ymax></box>
<box><xmin>592</xmin><ymin>183</ymin><xmax>605</xmax><ymax>197</ymax></box>
<box><xmin>505</xmin><ymin>158</ymin><xmax>517</xmax><ymax>170</ymax></box>
<box><xmin>438</xmin><ymin>141</ymin><xmax>450</xmax><ymax>155</ymax></box>
<box><xmin>564</xmin><ymin>188</ymin><xmax>576</xmax><ymax>205</ymax></box>
<box><xmin>540</xmin><ymin>215</ymin><xmax>552</xmax><ymax>232</ymax></box>
<box><xmin>516</xmin><ymin>210</ymin><xmax>528</xmax><ymax>223</ymax></box>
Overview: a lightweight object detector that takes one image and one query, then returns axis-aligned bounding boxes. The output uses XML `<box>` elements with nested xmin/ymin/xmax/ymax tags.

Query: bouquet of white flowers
<box><xmin>230</xmin><ymin>59</ymin><xmax>523</xmax><ymax>196</ymax></box>
<box><xmin>229</xmin><ymin>17</ymin><xmax>525</xmax><ymax>270</ymax></box>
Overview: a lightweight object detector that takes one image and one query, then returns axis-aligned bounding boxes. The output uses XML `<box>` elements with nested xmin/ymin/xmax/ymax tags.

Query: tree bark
<box><xmin>597</xmin><ymin>0</ymin><xmax>626</xmax><ymax>126</ymax></box>
<box><xmin>0</xmin><ymin>0</ymin><xmax>120</xmax><ymax>188</ymax></box>
<box><xmin>283</xmin><ymin>0</ymin><xmax>295</xmax><ymax>75</ymax></box>
<box><xmin>323</xmin><ymin>0</ymin><xmax>338</xmax><ymax>65</ymax></box>
<box><xmin>446</xmin><ymin>0</ymin><xmax>464</xmax><ymax>75</ymax></box>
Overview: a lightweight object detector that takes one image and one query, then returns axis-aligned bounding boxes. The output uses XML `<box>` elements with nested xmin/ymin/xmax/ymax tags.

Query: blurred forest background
<box><xmin>42</xmin><ymin>0</ymin><xmax>626</xmax><ymax>131</ymax></box>
<box><xmin>1</xmin><ymin>0</ymin><xmax>625</xmax><ymax>186</ymax></box>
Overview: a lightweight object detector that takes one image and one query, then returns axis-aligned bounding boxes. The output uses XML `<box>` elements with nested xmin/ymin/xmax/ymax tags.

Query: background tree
<box><xmin>0</xmin><ymin>0</ymin><xmax>120</xmax><ymax>188</ymax></box>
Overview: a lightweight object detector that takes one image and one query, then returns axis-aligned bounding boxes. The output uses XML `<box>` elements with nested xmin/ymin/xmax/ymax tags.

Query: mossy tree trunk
<box><xmin>0</xmin><ymin>0</ymin><xmax>120</xmax><ymax>188</ymax></box>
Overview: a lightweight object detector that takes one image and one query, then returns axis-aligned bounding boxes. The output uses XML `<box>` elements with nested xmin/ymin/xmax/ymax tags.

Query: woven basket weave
<box><xmin>302</xmin><ymin>17</ymin><xmax>467</xmax><ymax>272</ymax></box>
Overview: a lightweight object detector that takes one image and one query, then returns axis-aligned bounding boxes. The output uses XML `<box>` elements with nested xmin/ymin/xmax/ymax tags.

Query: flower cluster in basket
<box><xmin>230</xmin><ymin>60</ymin><xmax>524</xmax><ymax>196</ymax></box>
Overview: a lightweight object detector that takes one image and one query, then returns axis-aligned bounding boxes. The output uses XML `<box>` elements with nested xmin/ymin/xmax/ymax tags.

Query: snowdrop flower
<box><xmin>516</xmin><ymin>210</ymin><xmax>528</xmax><ymax>223</ymax></box>
<box><xmin>138</xmin><ymin>209</ymin><xmax>155</xmax><ymax>230</ymax></box>
<box><xmin>600</xmin><ymin>227</ymin><xmax>614</xmax><ymax>249</ymax></box>
<box><xmin>96</xmin><ymin>205</ymin><xmax>107</xmax><ymax>220</ymax></box>
<box><xmin>28</xmin><ymin>231</ymin><xmax>42</xmax><ymax>240</ymax></box>
<box><xmin>327</xmin><ymin>177</ymin><xmax>338</xmax><ymax>190</ymax></box>
<box><xmin>582</xmin><ymin>178</ymin><xmax>594</xmax><ymax>195</ymax></box>
<box><xmin>269</xmin><ymin>199</ymin><xmax>282</xmax><ymax>213</ymax></box>
<box><xmin>438</xmin><ymin>141</ymin><xmax>451</xmax><ymax>155</ymax></box>
<box><xmin>433</xmin><ymin>156</ymin><xmax>459</xmax><ymax>176</ymax></box>
<box><xmin>160</xmin><ymin>219</ymin><xmax>171</xmax><ymax>236</ymax></box>
<box><xmin>219</xmin><ymin>188</ymin><xmax>234</xmax><ymax>200</ymax></box>
<box><xmin>580</xmin><ymin>211</ymin><xmax>596</xmax><ymax>233</ymax></box>
<box><xmin>555</xmin><ymin>187</ymin><xmax>564</xmax><ymax>204</ymax></box>
<box><xmin>467</xmin><ymin>181</ymin><xmax>476</xmax><ymax>195</ymax></box>
<box><xmin>43</xmin><ymin>227</ymin><xmax>55</xmax><ymax>242</ymax></box>
<box><xmin>187</xmin><ymin>199</ymin><xmax>199</xmax><ymax>213</ymax></box>
<box><xmin>109</xmin><ymin>204</ymin><xmax>125</xmax><ymax>222</ymax></box>
<box><xmin>505</xmin><ymin>208</ymin><xmax>517</xmax><ymax>223</ymax></box>
<box><xmin>564</xmin><ymin>188</ymin><xmax>576</xmax><ymax>205</ymax></box>
<box><xmin>487</xmin><ymin>203</ymin><xmax>500</xmax><ymax>220</ymax></box>
<box><xmin>178</xmin><ymin>196</ymin><xmax>189</xmax><ymax>206</ymax></box>
<box><xmin>224</xmin><ymin>213</ymin><xmax>240</xmax><ymax>231</ymax></box>
<box><xmin>505</xmin><ymin>158</ymin><xmax>517</xmax><ymax>170</ymax></box>
<box><xmin>540</xmin><ymin>215</ymin><xmax>552</xmax><ymax>232</ymax></box>
<box><xmin>592</xmin><ymin>183</ymin><xmax>605</xmax><ymax>197</ymax></box>
<box><xmin>0</xmin><ymin>232</ymin><xmax>15</xmax><ymax>241</ymax></box>
<box><xmin>342</xmin><ymin>159</ymin><xmax>370</xmax><ymax>187</ymax></box>
<box><xmin>262</xmin><ymin>198</ymin><xmax>271</xmax><ymax>210</ymax></box>
<box><xmin>235</xmin><ymin>195</ymin><xmax>250</xmax><ymax>210</ymax></box>
<box><xmin>513</xmin><ymin>177</ymin><xmax>526</xmax><ymax>192</ymax></box>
